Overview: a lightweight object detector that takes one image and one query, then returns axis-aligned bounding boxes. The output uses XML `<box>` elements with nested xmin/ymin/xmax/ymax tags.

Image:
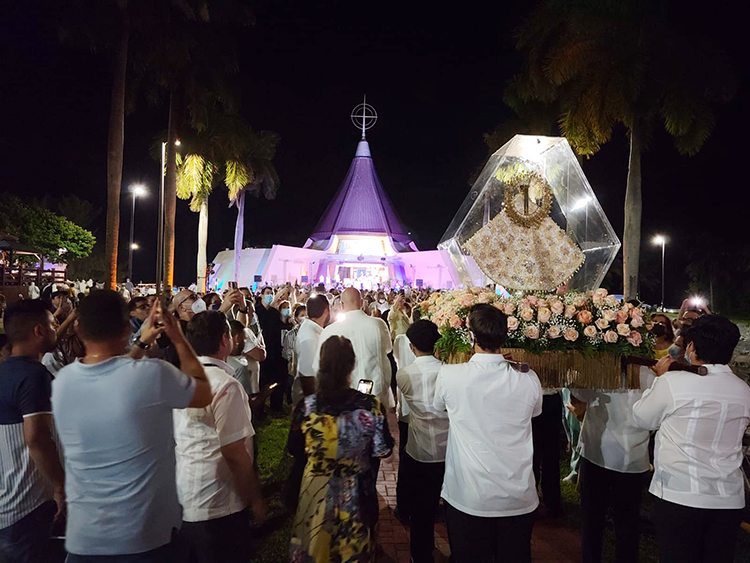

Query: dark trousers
<box><xmin>579</xmin><ymin>458</ymin><xmax>647</xmax><ymax>563</ymax></box>
<box><xmin>396</xmin><ymin>421</ymin><xmax>410</xmax><ymax>517</ymax></box>
<box><xmin>176</xmin><ymin>508</ymin><xmax>251</xmax><ymax>563</ymax></box>
<box><xmin>445</xmin><ymin>502</ymin><xmax>535</xmax><ymax>563</ymax></box>
<box><xmin>532</xmin><ymin>392</ymin><xmax>562</xmax><ymax>512</ymax></box>
<box><xmin>0</xmin><ymin>501</ymin><xmax>55</xmax><ymax>563</ymax></box>
<box><xmin>261</xmin><ymin>359</ymin><xmax>287</xmax><ymax>411</ymax></box>
<box><xmin>401</xmin><ymin>452</ymin><xmax>445</xmax><ymax>563</ymax></box>
<box><xmin>653</xmin><ymin>496</ymin><xmax>742</xmax><ymax>563</ymax></box>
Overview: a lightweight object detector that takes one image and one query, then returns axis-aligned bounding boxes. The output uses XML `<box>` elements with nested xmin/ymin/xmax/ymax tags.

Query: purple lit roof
<box><xmin>305</xmin><ymin>140</ymin><xmax>417</xmax><ymax>252</ymax></box>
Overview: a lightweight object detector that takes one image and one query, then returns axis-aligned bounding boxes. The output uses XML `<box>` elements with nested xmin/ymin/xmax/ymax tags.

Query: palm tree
<box><xmin>225</xmin><ymin>131</ymin><xmax>280</xmax><ymax>285</ymax></box>
<box><xmin>510</xmin><ymin>0</ymin><xmax>736</xmax><ymax>299</ymax></box>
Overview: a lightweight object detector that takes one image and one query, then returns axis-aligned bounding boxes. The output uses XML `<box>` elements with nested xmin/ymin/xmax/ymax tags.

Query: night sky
<box><xmin>0</xmin><ymin>1</ymin><xmax>746</xmax><ymax>307</ymax></box>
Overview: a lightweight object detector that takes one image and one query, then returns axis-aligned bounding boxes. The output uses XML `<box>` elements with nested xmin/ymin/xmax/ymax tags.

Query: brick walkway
<box><xmin>375</xmin><ymin>414</ymin><xmax>581</xmax><ymax>562</ymax></box>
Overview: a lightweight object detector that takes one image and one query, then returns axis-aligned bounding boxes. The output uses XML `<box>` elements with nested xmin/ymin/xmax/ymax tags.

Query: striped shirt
<box><xmin>0</xmin><ymin>356</ymin><xmax>54</xmax><ymax>529</ymax></box>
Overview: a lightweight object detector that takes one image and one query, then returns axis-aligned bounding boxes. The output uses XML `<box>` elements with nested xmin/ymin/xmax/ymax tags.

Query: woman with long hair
<box><xmin>288</xmin><ymin>336</ymin><xmax>394</xmax><ymax>562</ymax></box>
<box><xmin>650</xmin><ymin>313</ymin><xmax>675</xmax><ymax>360</ymax></box>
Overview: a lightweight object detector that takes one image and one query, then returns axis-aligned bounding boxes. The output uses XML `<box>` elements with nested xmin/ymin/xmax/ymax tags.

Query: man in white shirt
<box><xmin>176</xmin><ymin>311</ymin><xmax>265</xmax><ymax>562</ymax></box>
<box><xmin>633</xmin><ymin>315</ymin><xmax>750</xmax><ymax>563</ymax></box>
<box><xmin>434</xmin><ymin>304</ymin><xmax>542</xmax><ymax>563</ymax></box>
<box><xmin>313</xmin><ymin>288</ymin><xmax>393</xmax><ymax>410</ymax></box>
<box><xmin>396</xmin><ymin>320</ymin><xmax>448</xmax><ymax>563</ymax></box>
<box><xmin>292</xmin><ymin>294</ymin><xmax>330</xmax><ymax>405</ymax></box>
<box><xmin>393</xmin><ymin>331</ymin><xmax>416</xmax><ymax>523</ymax></box>
<box><xmin>227</xmin><ymin>320</ymin><xmax>266</xmax><ymax>398</ymax></box>
<box><xmin>568</xmin><ymin>367</ymin><xmax>654</xmax><ymax>563</ymax></box>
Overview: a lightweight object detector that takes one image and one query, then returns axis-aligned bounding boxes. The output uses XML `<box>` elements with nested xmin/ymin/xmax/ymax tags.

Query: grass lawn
<box><xmin>249</xmin><ymin>411</ymin><xmax>295</xmax><ymax>563</ymax></box>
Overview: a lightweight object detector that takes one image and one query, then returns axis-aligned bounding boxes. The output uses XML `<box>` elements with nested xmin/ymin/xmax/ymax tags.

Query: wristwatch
<box><xmin>134</xmin><ymin>338</ymin><xmax>150</xmax><ymax>350</ymax></box>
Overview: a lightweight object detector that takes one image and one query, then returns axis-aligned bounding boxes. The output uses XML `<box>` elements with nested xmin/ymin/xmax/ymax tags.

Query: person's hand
<box><xmin>53</xmin><ymin>487</ymin><xmax>66</xmax><ymax>522</ymax></box>
<box><xmin>158</xmin><ymin>302</ymin><xmax>186</xmax><ymax>344</ymax></box>
<box><xmin>139</xmin><ymin>301</ymin><xmax>166</xmax><ymax>345</ymax></box>
<box><xmin>250</xmin><ymin>497</ymin><xmax>268</xmax><ymax>524</ymax></box>
<box><xmin>219</xmin><ymin>289</ymin><xmax>241</xmax><ymax>313</ymax></box>
<box><xmin>565</xmin><ymin>402</ymin><xmax>586</xmax><ymax>422</ymax></box>
<box><xmin>651</xmin><ymin>355</ymin><xmax>675</xmax><ymax>377</ymax></box>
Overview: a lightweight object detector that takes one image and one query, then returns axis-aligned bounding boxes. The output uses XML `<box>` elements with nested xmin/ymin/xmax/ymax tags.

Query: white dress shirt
<box><xmin>633</xmin><ymin>364</ymin><xmax>750</xmax><ymax>509</ymax></box>
<box><xmin>393</xmin><ymin>334</ymin><xmax>416</xmax><ymax>421</ymax></box>
<box><xmin>434</xmin><ymin>353</ymin><xmax>542</xmax><ymax>517</ymax></box>
<box><xmin>173</xmin><ymin>357</ymin><xmax>255</xmax><ymax>522</ymax></box>
<box><xmin>572</xmin><ymin>367</ymin><xmax>654</xmax><ymax>473</ymax></box>
<box><xmin>397</xmin><ymin>355</ymin><xmax>449</xmax><ymax>463</ymax></box>
<box><xmin>291</xmin><ymin>318</ymin><xmax>325</xmax><ymax>405</ymax></box>
<box><xmin>243</xmin><ymin>328</ymin><xmax>264</xmax><ymax>393</ymax></box>
<box><xmin>313</xmin><ymin>310</ymin><xmax>394</xmax><ymax>409</ymax></box>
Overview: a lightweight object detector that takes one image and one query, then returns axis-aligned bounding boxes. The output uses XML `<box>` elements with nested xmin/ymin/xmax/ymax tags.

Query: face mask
<box><xmin>263</xmin><ymin>294</ymin><xmax>274</xmax><ymax>305</ymax></box>
<box><xmin>650</xmin><ymin>324</ymin><xmax>666</xmax><ymax>338</ymax></box>
<box><xmin>191</xmin><ymin>299</ymin><xmax>207</xmax><ymax>314</ymax></box>
<box><xmin>251</xmin><ymin>313</ymin><xmax>259</xmax><ymax>326</ymax></box>
<box><xmin>281</xmin><ymin>308</ymin><xmax>291</xmax><ymax>318</ymax></box>
<box><xmin>379</xmin><ymin>299</ymin><xmax>385</xmax><ymax>304</ymax></box>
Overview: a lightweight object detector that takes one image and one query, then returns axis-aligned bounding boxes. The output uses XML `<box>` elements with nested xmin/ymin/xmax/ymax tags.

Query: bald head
<box><xmin>341</xmin><ymin>288</ymin><xmax>362</xmax><ymax>312</ymax></box>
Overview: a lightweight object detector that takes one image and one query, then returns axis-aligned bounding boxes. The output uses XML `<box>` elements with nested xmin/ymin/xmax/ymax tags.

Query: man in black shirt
<box><xmin>0</xmin><ymin>300</ymin><xmax>66</xmax><ymax>562</ymax></box>
<box><xmin>256</xmin><ymin>286</ymin><xmax>287</xmax><ymax>413</ymax></box>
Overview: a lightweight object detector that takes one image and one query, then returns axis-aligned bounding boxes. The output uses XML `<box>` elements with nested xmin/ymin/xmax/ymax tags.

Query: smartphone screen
<box><xmin>268</xmin><ymin>382</ymin><xmax>279</xmax><ymax>390</ymax></box>
<box><xmin>357</xmin><ymin>379</ymin><xmax>374</xmax><ymax>394</ymax></box>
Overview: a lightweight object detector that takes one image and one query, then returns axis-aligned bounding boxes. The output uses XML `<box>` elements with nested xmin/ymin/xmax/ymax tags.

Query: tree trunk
<box><xmin>233</xmin><ymin>190</ymin><xmax>245</xmax><ymax>285</ymax></box>
<box><xmin>623</xmin><ymin>122</ymin><xmax>643</xmax><ymax>301</ymax></box>
<box><xmin>196</xmin><ymin>200</ymin><xmax>208</xmax><ymax>293</ymax></box>
<box><xmin>104</xmin><ymin>7</ymin><xmax>129</xmax><ymax>290</ymax></box>
<box><xmin>163</xmin><ymin>88</ymin><xmax>180</xmax><ymax>290</ymax></box>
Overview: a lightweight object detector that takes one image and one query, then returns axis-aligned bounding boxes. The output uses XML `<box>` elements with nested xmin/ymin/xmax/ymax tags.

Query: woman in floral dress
<box><xmin>288</xmin><ymin>336</ymin><xmax>394</xmax><ymax>563</ymax></box>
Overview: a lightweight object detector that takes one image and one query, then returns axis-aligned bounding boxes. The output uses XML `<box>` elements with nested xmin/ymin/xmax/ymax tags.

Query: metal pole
<box><xmin>128</xmin><ymin>191</ymin><xmax>136</xmax><ymax>279</ymax></box>
<box><xmin>661</xmin><ymin>241</ymin><xmax>665</xmax><ymax>310</ymax></box>
<box><xmin>156</xmin><ymin>142</ymin><xmax>165</xmax><ymax>293</ymax></box>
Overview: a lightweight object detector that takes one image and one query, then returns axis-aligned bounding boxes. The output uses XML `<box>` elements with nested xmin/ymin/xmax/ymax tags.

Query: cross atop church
<box><xmin>350</xmin><ymin>95</ymin><xmax>378</xmax><ymax>139</ymax></box>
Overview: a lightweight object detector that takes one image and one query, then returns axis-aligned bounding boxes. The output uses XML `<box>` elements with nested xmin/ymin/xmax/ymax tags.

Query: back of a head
<box><xmin>306</xmin><ymin>294</ymin><xmax>329</xmax><ymax>319</ymax></box>
<box><xmin>186</xmin><ymin>311</ymin><xmax>229</xmax><ymax>357</ymax></box>
<box><xmin>684</xmin><ymin>315</ymin><xmax>740</xmax><ymax>365</ymax></box>
<box><xmin>406</xmin><ymin>319</ymin><xmax>441</xmax><ymax>354</ymax></box>
<box><xmin>317</xmin><ymin>336</ymin><xmax>356</xmax><ymax>403</ymax></box>
<box><xmin>468</xmin><ymin>303</ymin><xmax>508</xmax><ymax>352</ymax></box>
<box><xmin>341</xmin><ymin>287</ymin><xmax>362</xmax><ymax>311</ymax></box>
<box><xmin>3</xmin><ymin>299</ymin><xmax>52</xmax><ymax>346</ymax></box>
<box><xmin>77</xmin><ymin>290</ymin><xmax>129</xmax><ymax>343</ymax></box>
<box><xmin>228</xmin><ymin>319</ymin><xmax>245</xmax><ymax>337</ymax></box>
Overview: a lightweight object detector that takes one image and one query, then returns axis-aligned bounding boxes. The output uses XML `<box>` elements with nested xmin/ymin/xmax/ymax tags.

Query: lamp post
<box><xmin>128</xmin><ymin>185</ymin><xmax>146</xmax><ymax>280</ymax></box>
<box><xmin>653</xmin><ymin>235</ymin><xmax>666</xmax><ymax>310</ymax></box>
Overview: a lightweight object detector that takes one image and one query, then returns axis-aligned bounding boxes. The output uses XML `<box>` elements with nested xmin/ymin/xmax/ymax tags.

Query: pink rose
<box><xmin>521</xmin><ymin>307</ymin><xmax>535</xmax><ymax>322</ymax></box>
<box><xmin>592</xmin><ymin>288</ymin><xmax>608</xmax><ymax>306</ymax></box>
<box><xmin>527</xmin><ymin>295</ymin><xmax>539</xmax><ymax>306</ymax></box>
<box><xmin>630</xmin><ymin>316</ymin><xmax>644</xmax><ymax>328</ymax></box>
<box><xmin>547</xmin><ymin>326</ymin><xmax>562</xmax><ymax>339</ymax></box>
<box><xmin>573</xmin><ymin>294</ymin><xmax>588</xmax><ymax>308</ymax></box>
<box><xmin>605</xmin><ymin>295</ymin><xmax>620</xmax><ymax>307</ymax></box>
<box><xmin>460</xmin><ymin>296</ymin><xmax>476</xmax><ymax>307</ymax></box>
<box><xmin>503</xmin><ymin>302</ymin><xmax>516</xmax><ymax>316</ymax></box>
<box><xmin>507</xmin><ymin>316</ymin><xmax>520</xmax><ymax>331</ymax></box>
<box><xmin>564</xmin><ymin>328</ymin><xmax>579</xmax><ymax>342</ymax></box>
<box><xmin>604</xmin><ymin>330</ymin><xmax>618</xmax><ymax>343</ymax></box>
<box><xmin>525</xmin><ymin>325</ymin><xmax>540</xmax><ymax>340</ymax></box>
<box><xmin>627</xmin><ymin>331</ymin><xmax>643</xmax><ymax>347</ymax></box>
<box><xmin>595</xmin><ymin>318</ymin><xmax>610</xmax><ymax>330</ymax></box>
<box><xmin>538</xmin><ymin>307</ymin><xmax>552</xmax><ymax>324</ymax></box>
<box><xmin>602</xmin><ymin>309</ymin><xmax>617</xmax><ymax>322</ymax></box>
<box><xmin>478</xmin><ymin>293</ymin><xmax>491</xmax><ymax>304</ymax></box>
<box><xmin>630</xmin><ymin>307</ymin><xmax>644</xmax><ymax>320</ymax></box>
<box><xmin>616</xmin><ymin>309</ymin><xmax>629</xmax><ymax>324</ymax></box>
<box><xmin>564</xmin><ymin>305</ymin><xmax>577</xmax><ymax>318</ymax></box>
<box><xmin>577</xmin><ymin>310</ymin><xmax>594</xmax><ymax>325</ymax></box>
<box><xmin>616</xmin><ymin>323</ymin><xmax>631</xmax><ymax>337</ymax></box>
<box><xmin>583</xmin><ymin>325</ymin><xmax>598</xmax><ymax>338</ymax></box>
<box><xmin>493</xmin><ymin>302</ymin><xmax>504</xmax><ymax>311</ymax></box>
<box><xmin>550</xmin><ymin>299</ymin><xmax>564</xmax><ymax>315</ymax></box>
<box><xmin>449</xmin><ymin>315</ymin><xmax>463</xmax><ymax>329</ymax></box>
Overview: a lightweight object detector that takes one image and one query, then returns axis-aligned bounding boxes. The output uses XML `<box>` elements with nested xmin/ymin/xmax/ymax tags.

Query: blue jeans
<box><xmin>0</xmin><ymin>500</ymin><xmax>56</xmax><ymax>563</ymax></box>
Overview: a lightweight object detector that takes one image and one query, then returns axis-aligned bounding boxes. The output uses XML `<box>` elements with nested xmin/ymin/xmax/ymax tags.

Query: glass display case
<box><xmin>439</xmin><ymin>135</ymin><xmax>620</xmax><ymax>292</ymax></box>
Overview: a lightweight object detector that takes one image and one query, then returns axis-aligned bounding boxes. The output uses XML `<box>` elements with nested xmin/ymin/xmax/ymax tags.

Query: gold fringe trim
<box><xmin>441</xmin><ymin>349</ymin><xmax>641</xmax><ymax>390</ymax></box>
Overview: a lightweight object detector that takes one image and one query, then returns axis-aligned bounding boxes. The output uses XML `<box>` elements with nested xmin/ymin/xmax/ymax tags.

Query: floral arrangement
<box><xmin>419</xmin><ymin>287</ymin><xmax>653</xmax><ymax>362</ymax></box>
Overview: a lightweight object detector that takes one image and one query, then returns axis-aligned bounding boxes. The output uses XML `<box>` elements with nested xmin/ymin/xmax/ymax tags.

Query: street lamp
<box><xmin>128</xmin><ymin>185</ymin><xmax>146</xmax><ymax>280</ymax></box>
<box><xmin>652</xmin><ymin>235</ymin><xmax>667</xmax><ymax>310</ymax></box>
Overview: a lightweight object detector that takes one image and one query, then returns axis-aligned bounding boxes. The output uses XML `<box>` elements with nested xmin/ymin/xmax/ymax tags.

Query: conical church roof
<box><xmin>305</xmin><ymin>139</ymin><xmax>416</xmax><ymax>252</ymax></box>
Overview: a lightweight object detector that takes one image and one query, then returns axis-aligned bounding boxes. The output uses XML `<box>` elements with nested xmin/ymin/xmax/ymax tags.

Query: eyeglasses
<box><xmin>135</xmin><ymin>304</ymin><xmax>150</xmax><ymax>311</ymax></box>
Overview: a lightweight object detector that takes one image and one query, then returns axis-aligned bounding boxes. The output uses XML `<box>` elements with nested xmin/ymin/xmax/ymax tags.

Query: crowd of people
<box><xmin>0</xmin><ymin>282</ymin><xmax>748</xmax><ymax>563</ymax></box>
